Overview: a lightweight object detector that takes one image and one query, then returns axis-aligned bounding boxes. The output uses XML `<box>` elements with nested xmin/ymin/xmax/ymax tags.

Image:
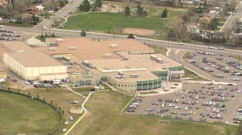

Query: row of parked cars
<box><xmin>0</xmin><ymin>26</ymin><xmax>20</xmax><ymax>41</ymax></box>
<box><xmin>127</xmin><ymin>97</ymin><xmax>143</xmax><ymax>113</ymax></box>
<box><xmin>143</xmin><ymin>83</ymin><xmax>241</xmax><ymax>123</ymax></box>
<box><xmin>233</xmin><ymin>108</ymin><xmax>242</xmax><ymax>124</ymax></box>
<box><xmin>189</xmin><ymin>53</ymin><xmax>241</xmax><ymax>80</ymax></box>
<box><xmin>25</xmin><ymin>80</ymin><xmax>64</xmax><ymax>88</ymax></box>
<box><xmin>227</xmin><ymin>60</ymin><xmax>242</xmax><ymax>70</ymax></box>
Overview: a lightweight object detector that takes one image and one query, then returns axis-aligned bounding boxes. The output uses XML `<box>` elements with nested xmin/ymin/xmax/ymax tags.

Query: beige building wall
<box><xmin>3</xmin><ymin>52</ymin><xmax>68</xmax><ymax>80</ymax></box>
<box><xmin>3</xmin><ymin>52</ymin><xmax>26</xmax><ymax>77</ymax></box>
<box><xmin>107</xmin><ymin>77</ymin><xmax>137</xmax><ymax>94</ymax></box>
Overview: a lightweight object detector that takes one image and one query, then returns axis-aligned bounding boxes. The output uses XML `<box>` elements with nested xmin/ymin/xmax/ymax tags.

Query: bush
<box><xmin>79</xmin><ymin>0</ymin><xmax>91</xmax><ymax>11</ymax></box>
<box><xmin>124</xmin><ymin>6</ymin><xmax>131</xmax><ymax>16</ymax></box>
<box><xmin>161</xmin><ymin>8</ymin><xmax>168</xmax><ymax>18</ymax></box>
<box><xmin>81</xmin><ymin>30</ymin><xmax>86</xmax><ymax>36</ymax></box>
<box><xmin>128</xmin><ymin>34</ymin><xmax>135</xmax><ymax>39</ymax></box>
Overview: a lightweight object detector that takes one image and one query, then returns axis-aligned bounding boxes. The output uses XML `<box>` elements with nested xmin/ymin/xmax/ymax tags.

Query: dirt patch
<box><xmin>101</xmin><ymin>4</ymin><xmax>123</xmax><ymax>13</ymax></box>
<box><xmin>123</xmin><ymin>28</ymin><xmax>156</xmax><ymax>36</ymax></box>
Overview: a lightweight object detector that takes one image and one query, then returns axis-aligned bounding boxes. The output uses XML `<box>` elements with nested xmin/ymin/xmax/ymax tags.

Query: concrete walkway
<box><xmin>63</xmin><ymin>85</ymin><xmax>109</xmax><ymax>135</ymax></box>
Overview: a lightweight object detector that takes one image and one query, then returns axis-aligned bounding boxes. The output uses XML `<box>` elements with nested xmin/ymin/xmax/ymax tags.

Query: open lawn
<box><xmin>73</xmin><ymin>87</ymin><xmax>94</xmax><ymax>97</ymax></box>
<box><xmin>28</xmin><ymin>88</ymin><xmax>84</xmax><ymax>120</ymax></box>
<box><xmin>183</xmin><ymin>68</ymin><xmax>208</xmax><ymax>81</ymax></box>
<box><xmin>64</xmin><ymin>12</ymin><xmax>167</xmax><ymax>33</ymax></box>
<box><xmin>148</xmin><ymin>45</ymin><xmax>168</xmax><ymax>54</ymax></box>
<box><xmin>63</xmin><ymin>6</ymin><xmax>187</xmax><ymax>39</ymax></box>
<box><xmin>0</xmin><ymin>91</ymin><xmax>61</xmax><ymax>135</ymax></box>
<box><xmin>69</xmin><ymin>91</ymin><xmax>238</xmax><ymax>135</ymax></box>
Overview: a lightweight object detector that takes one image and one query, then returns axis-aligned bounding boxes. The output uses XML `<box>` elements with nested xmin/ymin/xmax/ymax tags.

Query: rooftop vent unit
<box><xmin>115</xmin><ymin>75</ymin><xmax>124</xmax><ymax>78</ymax></box>
<box><xmin>56</xmin><ymin>38</ymin><xmax>63</xmax><ymax>42</ymax></box>
<box><xmin>130</xmin><ymin>74</ymin><xmax>138</xmax><ymax>78</ymax></box>
<box><xmin>104</xmin><ymin>53</ymin><xmax>111</xmax><ymax>58</ymax></box>
<box><xmin>17</xmin><ymin>50</ymin><xmax>24</xmax><ymax>52</ymax></box>
<box><xmin>82</xmin><ymin>60</ymin><xmax>89</xmax><ymax>65</ymax></box>
<box><xmin>48</xmin><ymin>47</ymin><xmax>56</xmax><ymax>51</ymax></box>
<box><xmin>150</xmin><ymin>55</ymin><xmax>157</xmax><ymax>60</ymax></box>
<box><xmin>49</xmin><ymin>42</ymin><xmax>58</xmax><ymax>46</ymax></box>
<box><xmin>115</xmin><ymin>73</ymin><xmax>125</xmax><ymax>78</ymax></box>
<box><xmin>110</xmin><ymin>44</ymin><xmax>118</xmax><ymax>48</ymax></box>
<box><xmin>156</xmin><ymin>58</ymin><xmax>163</xmax><ymax>64</ymax></box>
<box><xmin>118</xmin><ymin>71</ymin><xmax>124</xmax><ymax>76</ymax></box>
<box><xmin>69</xmin><ymin>46</ymin><xmax>77</xmax><ymax>50</ymax></box>
<box><xmin>150</xmin><ymin>55</ymin><xmax>163</xmax><ymax>64</ymax></box>
<box><xmin>88</xmin><ymin>63</ymin><xmax>96</xmax><ymax>69</ymax></box>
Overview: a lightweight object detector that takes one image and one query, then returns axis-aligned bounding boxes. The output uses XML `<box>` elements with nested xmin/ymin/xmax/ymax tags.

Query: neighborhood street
<box><xmin>221</xmin><ymin>2</ymin><xmax>242</xmax><ymax>34</ymax></box>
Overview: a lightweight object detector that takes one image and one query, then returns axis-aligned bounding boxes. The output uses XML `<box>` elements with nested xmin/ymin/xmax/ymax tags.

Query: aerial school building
<box><xmin>40</xmin><ymin>38</ymin><xmax>184</xmax><ymax>94</ymax></box>
<box><xmin>0</xmin><ymin>41</ymin><xmax>68</xmax><ymax>81</ymax></box>
<box><xmin>87</xmin><ymin>51</ymin><xmax>184</xmax><ymax>94</ymax></box>
<box><xmin>0</xmin><ymin>38</ymin><xmax>184</xmax><ymax>93</ymax></box>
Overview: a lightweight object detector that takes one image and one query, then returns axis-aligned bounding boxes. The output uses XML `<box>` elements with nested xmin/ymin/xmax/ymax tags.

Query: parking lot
<box><xmin>127</xmin><ymin>83</ymin><xmax>242</xmax><ymax>124</ymax></box>
<box><xmin>0</xmin><ymin>25</ymin><xmax>20</xmax><ymax>41</ymax></box>
<box><xmin>185</xmin><ymin>51</ymin><xmax>242</xmax><ymax>82</ymax></box>
<box><xmin>126</xmin><ymin>50</ymin><xmax>242</xmax><ymax>125</ymax></box>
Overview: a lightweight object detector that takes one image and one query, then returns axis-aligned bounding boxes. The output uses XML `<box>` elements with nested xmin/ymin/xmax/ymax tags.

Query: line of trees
<box><xmin>124</xmin><ymin>4</ymin><xmax>169</xmax><ymax>18</ymax></box>
<box><xmin>79</xmin><ymin>0</ymin><xmax>102</xmax><ymax>11</ymax></box>
<box><xmin>136</xmin><ymin>4</ymin><xmax>147</xmax><ymax>17</ymax></box>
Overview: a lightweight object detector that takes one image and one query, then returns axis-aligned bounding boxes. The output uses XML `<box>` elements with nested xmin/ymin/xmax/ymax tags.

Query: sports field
<box><xmin>63</xmin><ymin>6</ymin><xmax>187</xmax><ymax>39</ymax></box>
<box><xmin>0</xmin><ymin>91</ymin><xmax>61</xmax><ymax>135</ymax></box>
<box><xmin>69</xmin><ymin>91</ymin><xmax>238</xmax><ymax>135</ymax></box>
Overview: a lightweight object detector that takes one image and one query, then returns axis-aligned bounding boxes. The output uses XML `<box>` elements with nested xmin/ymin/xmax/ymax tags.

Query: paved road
<box><xmin>221</xmin><ymin>2</ymin><xmax>242</xmax><ymax>34</ymax></box>
<box><xmin>34</xmin><ymin>0</ymin><xmax>82</xmax><ymax>29</ymax></box>
<box><xmin>5</xmin><ymin>26</ymin><xmax>242</xmax><ymax>57</ymax></box>
<box><xmin>168</xmin><ymin>49</ymin><xmax>220</xmax><ymax>81</ymax></box>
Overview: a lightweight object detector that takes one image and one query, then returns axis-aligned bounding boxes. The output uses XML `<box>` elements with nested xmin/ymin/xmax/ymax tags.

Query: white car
<box><xmin>233</xmin><ymin>78</ymin><xmax>240</xmax><ymax>81</ymax></box>
<box><xmin>218</xmin><ymin>47</ymin><xmax>225</xmax><ymax>50</ymax></box>
<box><xmin>25</xmin><ymin>81</ymin><xmax>31</xmax><ymax>85</ymax></box>
<box><xmin>208</xmin><ymin>46</ymin><xmax>216</xmax><ymax>49</ymax></box>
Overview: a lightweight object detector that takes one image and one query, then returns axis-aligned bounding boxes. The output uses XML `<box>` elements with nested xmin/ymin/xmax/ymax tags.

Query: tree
<box><xmin>81</xmin><ymin>30</ymin><xmax>86</xmax><ymax>36</ymax></box>
<box><xmin>128</xmin><ymin>34</ymin><xmax>135</xmax><ymax>39</ymax></box>
<box><xmin>137</xmin><ymin>4</ymin><xmax>143</xmax><ymax>16</ymax></box>
<box><xmin>32</xmin><ymin>15</ymin><xmax>39</xmax><ymax>25</ymax></box>
<box><xmin>161</xmin><ymin>8</ymin><xmax>168</xmax><ymax>18</ymax></box>
<box><xmin>230</xmin><ymin>0</ymin><xmax>237</xmax><ymax>11</ymax></box>
<box><xmin>124</xmin><ymin>6</ymin><xmax>131</xmax><ymax>16</ymax></box>
<box><xmin>203</xmin><ymin>0</ymin><xmax>207</xmax><ymax>8</ymax></box>
<box><xmin>136</xmin><ymin>4</ymin><xmax>147</xmax><ymax>17</ymax></box>
<box><xmin>43</xmin><ymin>0</ymin><xmax>58</xmax><ymax>10</ymax></box>
<box><xmin>208</xmin><ymin>18</ymin><xmax>219</xmax><ymax>30</ymax></box>
<box><xmin>52</xmin><ymin>33</ymin><xmax>55</xmax><ymax>37</ymax></box>
<box><xmin>94</xmin><ymin>0</ymin><xmax>102</xmax><ymax>9</ymax></box>
<box><xmin>79</xmin><ymin>0</ymin><xmax>91</xmax><ymax>11</ymax></box>
<box><xmin>59</xmin><ymin>0</ymin><xmax>68</xmax><ymax>7</ymax></box>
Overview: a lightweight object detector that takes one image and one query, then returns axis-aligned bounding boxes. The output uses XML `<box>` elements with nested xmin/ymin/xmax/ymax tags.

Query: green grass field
<box><xmin>63</xmin><ymin>6</ymin><xmax>187</xmax><ymax>39</ymax></box>
<box><xmin>73</xmin><ymin>87</ymin><xmax>94</xmax><ymax>97</ymax></box>
<box><xmin>69</xmin><ymin>91</ymin><xmax>238</xmax><ymax>135</ymax></box>
<box><xmin>64</xmin><ymin>12</ymin><xmax>167</xmax><ymax>32</ymax></box>
<box><xmin>0</xmin><ymin>91</ymin><xmax>61</xmax><ymax>135</ymax></box>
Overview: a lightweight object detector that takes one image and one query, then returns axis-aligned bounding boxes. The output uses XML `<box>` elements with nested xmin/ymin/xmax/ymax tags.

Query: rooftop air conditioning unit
<box><xmin>69</xmin><ymin>46</ymin><xmax>77</xmax><ymax>50</ymax></box>
<box><xmin>48</xmin><ymin>47</ymin><xmax>56</xmax><ymax>51</ymax></box>
<box><xmin>82</xmin><ymin>60</ymin><xmax>89</xmax><ymax>65</ymax></box>
<box><xmin>17</xmin><ymin>50</ymin><xmax>24</xmax><ymax>52</ymax></box>
<box><xmin>56</xmin><ymin>38</ymin><xmax>63</xmax><ymax>42</ymax></box>
<box><xmin>110</xmin><ymin>44</ymin><xmax>118</xmax><ymax>48</ymax></box>
<box><xmin>104</xmin><ymin>53</ymin><xmax>111</xmax><ymax>58</ymax></box>
<box><xmin>150</xmin><ymin>55</ymin><xmax>157</xmax><ymax>60</ymax></box>
<box><xmin>130</xmin><ymin>74</ymin><xmax>138</xmax><ymax>78</ymax></box>
<box><xmin>156</xmin><ymin>58</ymin><xmax>163</xmax><ymax>63</ymax></box>
<box><xmin>118</xmin><ymin>71</ymin><xmax>123</xmax><ymax>76</ymax></box>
